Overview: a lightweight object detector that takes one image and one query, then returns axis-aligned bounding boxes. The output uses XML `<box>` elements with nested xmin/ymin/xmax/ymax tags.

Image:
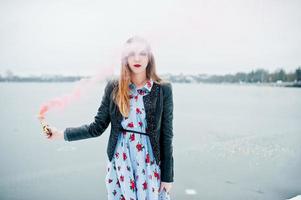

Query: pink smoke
<box><xmin>38</xmin><ymin>66</ymin><xmax>115</xmax><ymax>119</ymax></box>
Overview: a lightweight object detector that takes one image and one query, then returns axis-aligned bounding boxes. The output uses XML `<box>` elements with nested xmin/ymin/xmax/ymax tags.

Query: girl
<box><xmin>45</xmin><ymin>36</ymin><xmax>174</xmax><ymax>200</ymax></box>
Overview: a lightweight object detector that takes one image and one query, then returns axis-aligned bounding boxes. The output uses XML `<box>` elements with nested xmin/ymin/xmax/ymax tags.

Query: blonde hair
<box><xmin>112</xmin><ymin>36</ymin><xmax>166</xmax><ymax>117</ymax></box>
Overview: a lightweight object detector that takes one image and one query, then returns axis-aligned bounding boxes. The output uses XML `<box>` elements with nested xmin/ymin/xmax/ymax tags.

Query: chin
<box><xmin>130</xmin><ymin>67</ymin><xmax>146</xmax><ymax>74</ymax></box>
<box><xmin>132</xmin><ymin>70</ymin><xmax>145</xmax><ymax>74</ymax></box>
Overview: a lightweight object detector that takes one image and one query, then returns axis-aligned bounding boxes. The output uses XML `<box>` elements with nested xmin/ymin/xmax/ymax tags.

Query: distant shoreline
<box><xmin>1</xmin><ymin>66</ymin><xmax>301</xmax><ymax>88</ymax></box>
<box><xmin>1</xmin><ymin>79</ymin><xmax>300</xmax><ymax>88</ymax></box>
<box><xmin>197</xmin><ymin>81</ymin><xmax>301</xmax><ymax>88</ymax></box>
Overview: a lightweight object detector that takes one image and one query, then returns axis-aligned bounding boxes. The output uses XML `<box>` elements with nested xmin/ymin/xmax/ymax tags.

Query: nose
<box><xmin>134</xmin><ymin>53</ymin><xmax>140</xmax><ymax>61</ymax></box>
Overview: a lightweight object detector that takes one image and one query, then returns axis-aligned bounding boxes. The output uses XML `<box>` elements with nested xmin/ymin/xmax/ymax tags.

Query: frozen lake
<box><xmin>0</xmin><ymin>82</ymin><xmax>300</xmax><ymax>200</ymax></box>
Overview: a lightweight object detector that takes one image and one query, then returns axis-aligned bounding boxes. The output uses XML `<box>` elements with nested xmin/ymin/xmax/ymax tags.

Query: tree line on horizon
<box><xmin>1</xmin><ymin>67</ymin><xmax>301</xmax><ymax>83</ymax></box>
<box><xmin>170</xmin><ymin>67</ymin><xmax>301</xmax><ymax>84</ymax></box>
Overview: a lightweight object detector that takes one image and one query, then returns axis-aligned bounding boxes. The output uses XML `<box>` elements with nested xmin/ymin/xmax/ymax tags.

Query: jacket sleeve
<box><xmin>63</xmin><ymin>80</ymin><xmax>113</xmax><ymax>141</ymax></box>
<box><xmin>160</xmin><ymin>82</ymin><xmax>174</xmax><ymax>182</ymax></box>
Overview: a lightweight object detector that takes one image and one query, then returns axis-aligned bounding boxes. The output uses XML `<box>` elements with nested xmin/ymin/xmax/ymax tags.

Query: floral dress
<box><xmin>105</xmin><ymin>79</ymin><xmax>171</xmax><ymax>200</ymax></box>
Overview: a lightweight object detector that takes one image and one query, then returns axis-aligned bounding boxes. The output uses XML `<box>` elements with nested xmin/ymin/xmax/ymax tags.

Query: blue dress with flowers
<box><xmin>105</xmin><ymin>79</ymin><xmax>171</xmax><ymax>200</ymax></box>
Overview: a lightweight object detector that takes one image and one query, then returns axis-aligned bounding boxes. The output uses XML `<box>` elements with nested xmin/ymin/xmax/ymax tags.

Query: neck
<box><xmin>130</xmin><ymin>73</ymin><xmax>148</xmax><ymax>88</ymax></box>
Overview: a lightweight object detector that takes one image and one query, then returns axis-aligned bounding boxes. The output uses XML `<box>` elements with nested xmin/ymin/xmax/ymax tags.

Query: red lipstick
<box><xmin>134</xmin><ymin>64</ymin><xmax>141</xmax><ymax>67</ymax></box>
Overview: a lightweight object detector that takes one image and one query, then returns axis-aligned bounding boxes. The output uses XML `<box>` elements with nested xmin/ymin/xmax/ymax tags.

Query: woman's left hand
<box><xmin>159</xmin><ymin>181</ymin><xmax>173</xmax><ymax>194</ymax></box>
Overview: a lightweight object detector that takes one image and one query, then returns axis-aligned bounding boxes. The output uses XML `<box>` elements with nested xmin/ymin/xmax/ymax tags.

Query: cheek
<box><xmin>143</xmin><ymin>57</ymin><xmax>149</xmax><ymax>65</ymax></box>
<box><xmin>127</xmin><ymin>59</ymin><xmax>135</xmax><ymax>68</ymax></box>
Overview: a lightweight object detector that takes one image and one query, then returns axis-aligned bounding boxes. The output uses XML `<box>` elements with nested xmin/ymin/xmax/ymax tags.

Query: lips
<box><xmin>134</xmin><ymin>64</ymin><xmax>141</xmax><ymax>67</ymax></box>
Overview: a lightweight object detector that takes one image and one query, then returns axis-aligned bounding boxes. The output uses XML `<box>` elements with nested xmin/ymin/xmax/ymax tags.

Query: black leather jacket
<box><xmin>64</xmin><ymin>78</ymin><xmax>174</xmax><ymax>182</ymax></box>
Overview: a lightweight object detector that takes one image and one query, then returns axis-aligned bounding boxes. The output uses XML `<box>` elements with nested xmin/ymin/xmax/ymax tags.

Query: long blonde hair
<box><xmin>112</xmin><ymin>36</ymin><xmax>165</xmax><ymax>117</ymax></box>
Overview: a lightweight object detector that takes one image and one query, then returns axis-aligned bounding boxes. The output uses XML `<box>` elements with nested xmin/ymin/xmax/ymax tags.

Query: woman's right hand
<box><xmin>46</xmin><ymin>126</ymin><xmax>64</xmax><ymax>141</ymax></box>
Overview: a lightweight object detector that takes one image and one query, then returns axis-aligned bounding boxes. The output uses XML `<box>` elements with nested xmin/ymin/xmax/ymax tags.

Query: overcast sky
<box><xmin>0</xmin><ymin>0</ymin><xmax>300</xmax><ymax>76</ymax></box>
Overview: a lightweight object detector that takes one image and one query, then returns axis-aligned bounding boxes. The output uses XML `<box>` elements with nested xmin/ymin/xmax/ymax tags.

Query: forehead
<box><xmin>123</xmin><ymin>41</ymin><xmax>149</xmax><ymax>53</ymax></box>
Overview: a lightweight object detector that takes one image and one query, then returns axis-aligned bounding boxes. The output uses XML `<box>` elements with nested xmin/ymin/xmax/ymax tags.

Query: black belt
<box><xmin>119</xmin><ymin>127</ymin><xmax>150</xmax><ymax>136</ymax></box>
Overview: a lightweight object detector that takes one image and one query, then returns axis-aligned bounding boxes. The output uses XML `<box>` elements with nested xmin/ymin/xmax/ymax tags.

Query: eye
<box><xmin>140</xmin><ymin>51</ymin><xmax>147</xmax><ymax>56</ymax></box>
<box><xmin>128</xmin><ymin>51</ymin><xmax>135</xmax><ymax>57</ymax></box>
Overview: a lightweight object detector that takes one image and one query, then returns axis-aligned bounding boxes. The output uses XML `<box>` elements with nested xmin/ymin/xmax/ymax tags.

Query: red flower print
<box><xmin>138</xmin><ymin>89</ymin><xmax>145</xmax><ymax>95</ymax></box>
<box><xmin>127</xmin><ymin>122</ymin><xmax>134</xmax><ymax>128</ymax></box>
<box><xmin>120</xmin><ymin>175</ymin><xmax>124</xmax><ymax>182</ymax></box>
<box><xmin>138</xmin><ymin>121</ymin><xmax>143</xmax><ymax>127</ymax></box>
<box><xmin>108</xmin><ymin>178</ymin><xmax>113</xmax><ymax>184</ymax></box>
<box><xmin>154</xmin><ymin>171</ymin><xmax>160</xmax><ymax>180</ymax></box>
<box><xmin>142</xmin><ymin>181</ymin><xmax>148</xmax><ymax>190</ymax></box>
<box><xmin>136</xmin><ymin>108</ymin><xmax>142</xmax><ymax>114</ymax></box>
<box><xmin>129</xmin><ymin>94</ymin><xmax>133</xmax><ymax>99</ymax></box>
<box><xmin>115</xmin><ymin>152</ymin><xmax>119</xmax><ymax>159</ymax></box>
<box><xmin>130</xmin><ymin>133</ymin><xmax>135</xmax><ymax>142</ymax></box>
<box><xmin>121</xmin><ymin>194</ymin><xmax>125</xmax><ymax>200</ymax></box>
<box><xmin>130</xmin><ymin>179</ymin><xmax>136</xmax><ymax>191</ymax></box>
<box><xmin>134</xmin><ymin>95</ymin><xmax>138</xmax><ymax>101</ymax></box>
<box><xmin>123</xmin><ymin>152</ymin><xmax>127</xmax><ymax>160</ymax></box>
<box><xmin>145</xmin><ymin>153</ymin><xmax>150</xmax><ymax>163</ymax></box>
<box><xmin>136</xmin><ymin>143</ymin><xmax>144</xmax><ymax>152</ymax></box>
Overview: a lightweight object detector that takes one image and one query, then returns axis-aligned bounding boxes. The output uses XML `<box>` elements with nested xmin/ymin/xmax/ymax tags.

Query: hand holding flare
<box><xmin>37</xmin><ymin>112</ymin><xmax>64</xmax><ymax>140</ymax></box>
<box><xmin>37</xmin><ymin>105</ymin><xmax>64</xmax><ymax>140</ymax></box>
<box><xmin>37</xmin><ymin>114</ymin><xmax>52</xmax><ymax>138</ymax></box>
